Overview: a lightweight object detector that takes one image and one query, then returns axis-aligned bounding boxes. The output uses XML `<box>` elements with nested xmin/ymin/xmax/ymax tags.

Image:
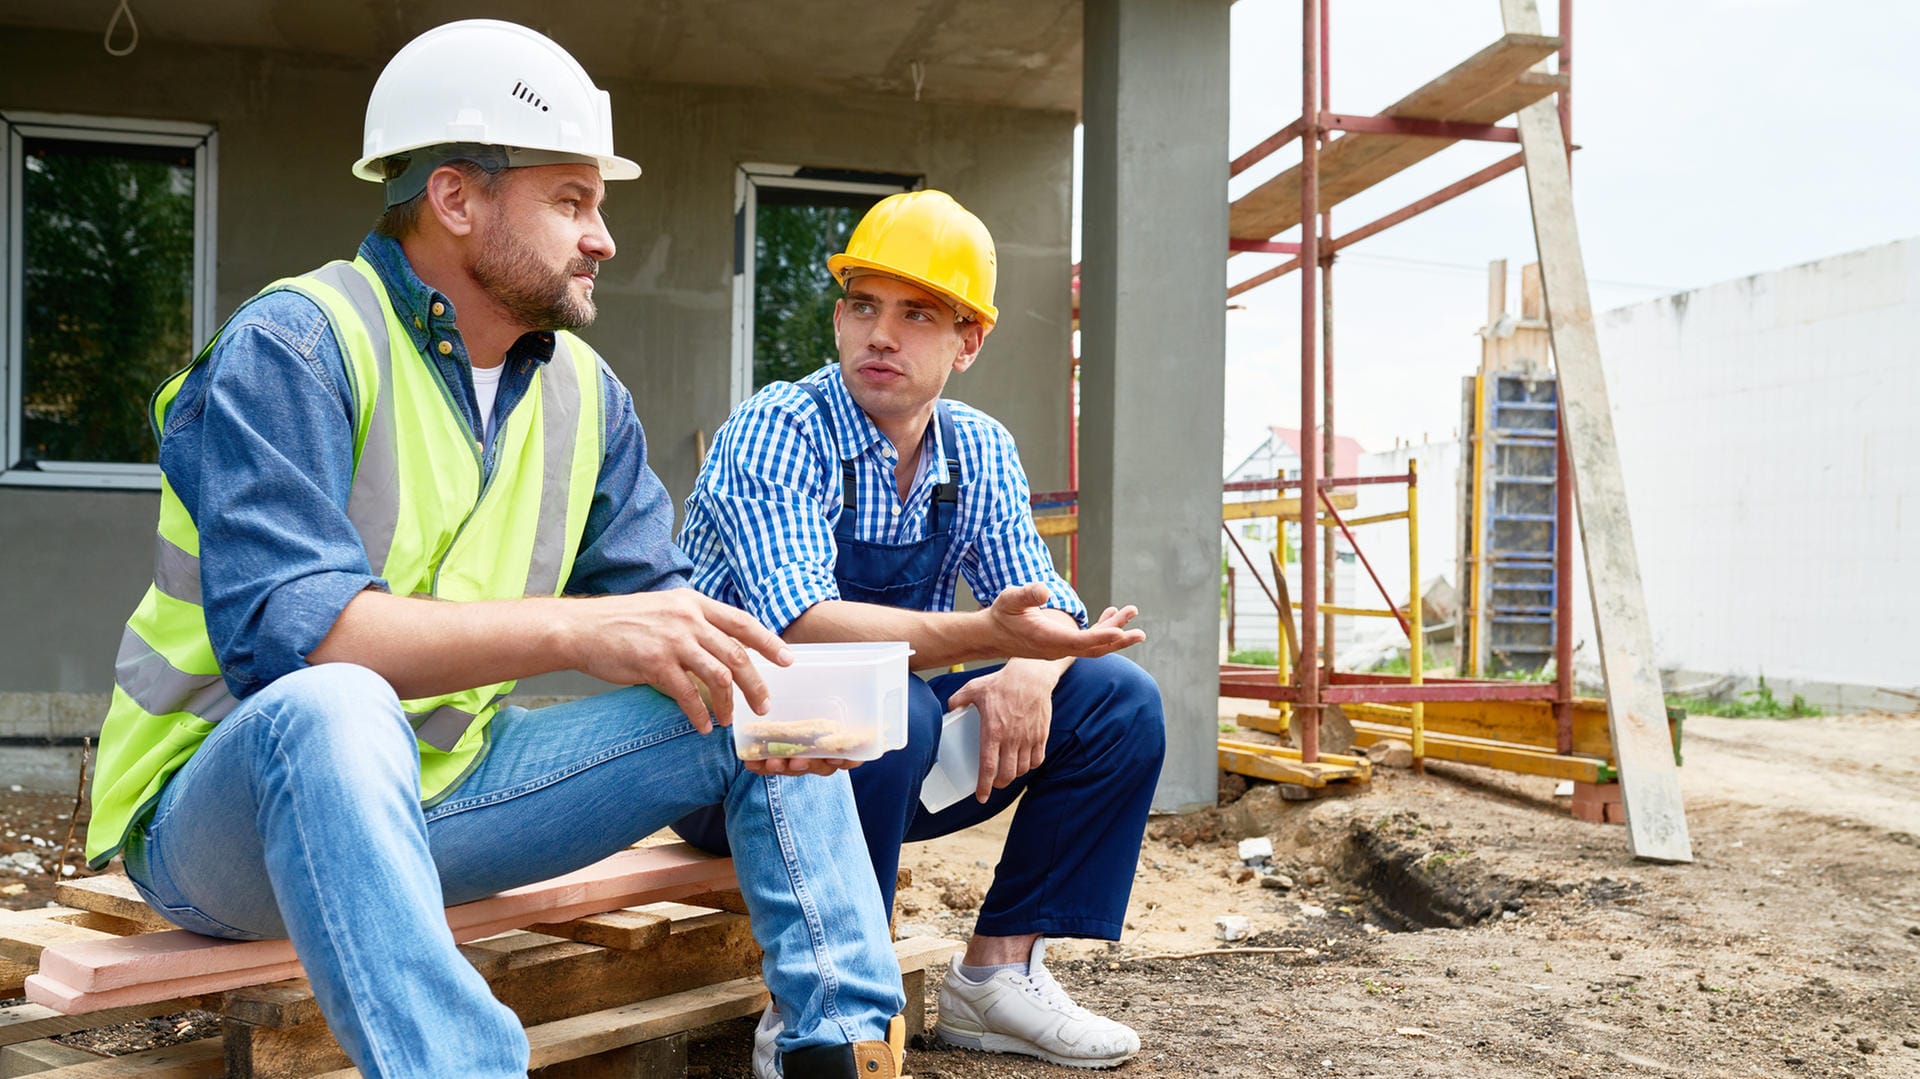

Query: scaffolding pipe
<box><xmin>1409</xmin><ymin>459</ymin><xmax>1425</xmax><ymax>769</ymax></box>
<box><xmin>1320</xmin><ymin>0</ymin><xmax>1338</xmax><ymax>698</ymax></box>
<box><xmin>1317</xmin><ymin>491</ymin><xmax>1410</xmax><ymax>639</ymax></box>
<box><xmin>1297</xmin><ymin>0</ymin><xmax>1323</xmax><ymax>763</ymax></box>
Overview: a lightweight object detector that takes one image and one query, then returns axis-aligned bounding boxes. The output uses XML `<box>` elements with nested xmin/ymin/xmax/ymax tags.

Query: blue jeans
<box><xmin>676</xmin><ymin>653</ymin><xmax>1166</xmax><ymax>941</ymax></box>
<box><xmin>120</xmin><ymin>663</ymin><xmax>903</xmax><ymax>1079</ymax></box>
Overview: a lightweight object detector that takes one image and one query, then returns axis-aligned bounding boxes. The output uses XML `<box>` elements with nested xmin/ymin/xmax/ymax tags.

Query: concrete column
<box><xmin>1080</xmin><ymin>0</ymin><xmax>1230</xmax><ymax>812</ymax></box>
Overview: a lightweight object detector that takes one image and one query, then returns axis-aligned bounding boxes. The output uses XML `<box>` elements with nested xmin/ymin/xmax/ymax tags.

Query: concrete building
<box><xmin>0</xmin><ymin>1</ymin><xmax>1234</xmax><ymax>806</ymax></box>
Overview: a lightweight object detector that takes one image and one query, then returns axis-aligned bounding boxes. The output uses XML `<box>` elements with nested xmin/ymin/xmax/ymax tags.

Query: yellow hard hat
<box><xmin>827</xmin><ymin>190</ymin><xmax>998</xmax><ymax>327</ymax></box>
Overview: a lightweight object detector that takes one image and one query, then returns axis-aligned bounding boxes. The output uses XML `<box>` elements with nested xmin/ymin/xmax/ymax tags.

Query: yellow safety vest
<box><xmin>86</xmin><ymin>257</ymin><xmax>604</xmax><ymax>867</ymax></box>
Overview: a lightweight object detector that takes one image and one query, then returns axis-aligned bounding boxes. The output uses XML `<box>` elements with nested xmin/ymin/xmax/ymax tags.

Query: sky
<box><xmin>1079</xmin><ymin>0</ymin><xmax>1920</xmax><ymax>466</ymax></box>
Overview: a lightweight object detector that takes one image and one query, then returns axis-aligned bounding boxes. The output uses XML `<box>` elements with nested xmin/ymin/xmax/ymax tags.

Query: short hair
<box><xmin>372</xmin><ymin>157</ymin><xmax>508</xmax><ymax>239</ymax></box>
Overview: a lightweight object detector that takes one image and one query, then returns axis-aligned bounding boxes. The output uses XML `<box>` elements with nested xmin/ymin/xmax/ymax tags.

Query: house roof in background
<box><xmin>1267</xmin><ymin>426</ymin><xmax>1367</xmax><ymax>481</ymax></box>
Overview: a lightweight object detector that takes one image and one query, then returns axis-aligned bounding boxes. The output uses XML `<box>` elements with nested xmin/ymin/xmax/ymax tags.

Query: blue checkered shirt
<box><xmin>679</xmin><ymin>366</ymin><xmax>1087</xmax><ymax>635</ymax></box>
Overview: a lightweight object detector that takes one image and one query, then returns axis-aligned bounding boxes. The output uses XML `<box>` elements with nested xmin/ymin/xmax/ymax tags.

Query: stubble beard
<box><xmin>472</xmin><ymin>226</ymin><xmax>598</xmax><ymax>332</ymax></box>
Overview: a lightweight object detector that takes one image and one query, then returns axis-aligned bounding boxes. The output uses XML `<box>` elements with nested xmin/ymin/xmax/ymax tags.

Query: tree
<box><xmin>19</xmin><ymin>138</ymin><xmax>196</xmax><ymax>465</ymax></box>
<box><xmin>752</xmin><ymin>200</ymin><xmax>871</xmax><ymax>390</ymax></box>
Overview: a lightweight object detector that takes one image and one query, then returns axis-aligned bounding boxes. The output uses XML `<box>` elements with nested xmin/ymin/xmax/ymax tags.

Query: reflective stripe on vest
<box><xmin>87</xmin><ymin>256</ymin><xmax>604</xmax><ymax>866</ymax></box>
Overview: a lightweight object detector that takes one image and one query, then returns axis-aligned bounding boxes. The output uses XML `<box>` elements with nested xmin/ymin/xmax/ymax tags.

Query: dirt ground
<box><xmin>3</xmin><ymin>710</ymin><xmax>1916</xmax><ymax>1078</ymax></box>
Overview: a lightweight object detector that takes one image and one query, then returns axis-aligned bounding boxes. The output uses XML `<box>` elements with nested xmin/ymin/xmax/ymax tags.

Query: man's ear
<box><xmin>423</xmin><ymin>166</ymin><xmax>482</xmax><ymax>238</ymax></box>
<box><xmin>950</xmin><ymin>320</ymin><xmax>989</xmax><ymax>375</ymax></box>
<box><xmin>830</xmin><ymin>297</ymin><xmax>846</xmax><ymax>353</ymax></box>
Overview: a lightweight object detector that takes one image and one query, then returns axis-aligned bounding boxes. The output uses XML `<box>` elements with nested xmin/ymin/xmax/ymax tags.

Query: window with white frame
<box><xmin>729</xmin><ymin>165</ymin><xmax>916</xmax><ymax>406</ymax></box>
<box><xmin>2</xmin><ymin>112</ymin><xmax>216</xmax><ymax>489</ymax></box>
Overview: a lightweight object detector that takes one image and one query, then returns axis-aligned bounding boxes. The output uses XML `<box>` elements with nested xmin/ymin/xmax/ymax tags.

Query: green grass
<box><xmin>1666</xmin><ymin>676</ymin><xmax>1819</xmax><ymax>719</ymax></box>
<box><xmin>1228</xmin><ymin>648</ymin><xmax>1280</xmax><ymax>666</ymax></box>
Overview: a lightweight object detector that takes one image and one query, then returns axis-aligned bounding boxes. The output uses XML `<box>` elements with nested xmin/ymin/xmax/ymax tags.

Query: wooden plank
<box><xmin>1502</xmin><ymin>0</ymin><xmax>1692</xmax><ymax>864</ymax></box>
<box><xmin>1235</xmin><ymin>710</ymin><xmax>1289</xmax><ymax>737</ymax></box>
<box><xmin>525</xmin><ymin>909</ymin><xmax>671</xmax><ymax>951</ymax></box>
<box><xmin>0</xmin><ymin>1037</ymin><xmax>103</xmax><ymax>1074</ymax></box>
<box><xmin>1231</xmin><ymin>34</ymin><xmax>1564</xmax><ymax>241</ymax></box>
<box><xmin>51</xmin><ymin>878</ymin><xmax>176</xmax><ymax>935</ymax></box>
<box><xmin>1217</xmin><ymin>741</ymin><xmax>1370</xmax><ymax>787</ymax></box>
<box><xmin>7</xmin><ymin>1036</ymin><xmax>223</xmax><ymax>1079</ymax></box>
<box><xmin>1348</xmin><ymin>722</ymin><xmax>1605</xmax><ymax>783</ymax></box>
<box><xmin>28</xmin><ymin>845</ymin><xmax>737</xmax><ymax>1010</ymax></box>
<box><xmin>520</xmin><ymin>977</ymin><xmax>768</xmax><ymax>1072</ymax></box>
<box><xmin>1220</xmin><ymin>491</ymin><xmax>1356</xmax><ymax>523</ymax></box>
<box><xmin>675</xmin><ymin>890</ymin><xmax>750</xmax><ymax>916</ymax></box>
<box><xmin>0</xmin><ymin>920</ymin><xmax>118</xmax><ymax>968</ymax></box>
<box><xmin>27</xmin><ymin>961</ymin><xmax>309</xmax><ymax>1014</ymax></box>
<box><xmin>1338</xmin><ymin>698</ymin><xmax>1620</xmax><ymax>759</ymax></box>
<box><xmin>531</xmin><ymin>1031</ymin><xmax>687</xmax><ymax>1079</ymax></box>
<box><xmin>0</xmin><ymin>1001</ymin><xmax>210</xmax><ymax>1050</ymax></box>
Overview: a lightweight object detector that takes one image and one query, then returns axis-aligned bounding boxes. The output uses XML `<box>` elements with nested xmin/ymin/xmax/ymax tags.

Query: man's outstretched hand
<box><xmin>985</xmin><ymin>582</ymin><xmax>1145</xmax><ymax>660</ymax></box>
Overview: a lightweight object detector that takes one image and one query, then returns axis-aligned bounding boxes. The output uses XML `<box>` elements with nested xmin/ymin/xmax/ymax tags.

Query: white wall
<box><xmin>1225</xmin><ymin>240</ymin><xmax>1920</xmax><ymax>706</ymax></box>
<box><xmin>1594</xmin><ymin>238</ymin><xmax>1920</xmax><ymax>700</ymax></box>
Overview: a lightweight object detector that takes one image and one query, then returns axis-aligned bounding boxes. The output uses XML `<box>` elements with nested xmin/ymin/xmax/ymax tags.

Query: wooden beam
<box><xmin>0</xmin><ymin>919</ymin><xmax>118</xmax><ymax>968</ymax></box>
<box><xmin>0</xmin><ymin>1000</ymin><xmax>211</xmax><ymax>1050</ymax></box>
<box><xmin>1230</xmin><ymin>34</ymin><xmax>1564</xmax><ymax>242</ymax></box>
<box><xmin>1217</xmin><ymin>740</ymin><xmax>1370</xmax><ymax>787</ymax></box>
<box><xmin>1337</xmin><ymin>699</ymin><xmax>1622</xmax><ymax>759</ymax></box>
<box><xmin>1348</xmin><ymin>722</ymin><xmax>1607</xmax><ymax>783</ymax></box>
<box><xmin>53</xmin><ymin>877</ymin><xmax>177</xmax><ymax>935</ymax></box>
<box><xmin>1</xmin><ymin>1035</ymin><xmax>223</xmax><ymax>1078</ymax></box>
<box><xmin>524</xmin><ymin>909</ymin><xmax>672</xmax><ymax>951</ymax></box>
<box><xmin>1503</xmin><ymin>0</ymin><xmax>1692</xmax><ymax>863</ymax></box>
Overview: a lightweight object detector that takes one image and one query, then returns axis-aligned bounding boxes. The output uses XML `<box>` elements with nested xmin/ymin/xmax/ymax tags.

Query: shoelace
<box><xmin>1019</xmin><ymin>960</ymin><xmax>1097</xmax><ymax>1020</ymax></box>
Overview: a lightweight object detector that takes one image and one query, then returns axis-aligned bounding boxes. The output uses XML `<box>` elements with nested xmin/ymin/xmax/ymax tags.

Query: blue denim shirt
<box><xmin>158</xmin><ymin>232</ymin><xmax>690</xmax><ymax>700</ymax></box>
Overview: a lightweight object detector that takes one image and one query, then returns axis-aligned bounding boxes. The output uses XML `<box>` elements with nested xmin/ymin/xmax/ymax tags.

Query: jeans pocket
<box><xmin>125</xmin><ymin>830</ymin><xmax>269</xmax><ymax>942</ymax></box>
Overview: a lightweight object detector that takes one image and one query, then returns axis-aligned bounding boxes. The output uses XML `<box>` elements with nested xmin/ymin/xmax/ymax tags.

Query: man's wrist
<box><xmin>1005</xmin><ymin>654</ymin><xmax>1072</xmax><ymax>685</ymax></box>
<box><xmin>534</xmin><ymin>595</ymin><xmax>583</xmax><ymax>673</ymax></box>
<box><xmin>963</xmin><ymin>606</ymin><xmax>1002</xmax><ymax>661</ymax></box>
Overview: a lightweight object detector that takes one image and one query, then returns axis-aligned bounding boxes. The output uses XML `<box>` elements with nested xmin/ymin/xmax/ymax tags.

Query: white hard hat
<box><xmin>352</xmin><ymin>19</ymin><xmax>639</xmax><ymax>192</ymax></box>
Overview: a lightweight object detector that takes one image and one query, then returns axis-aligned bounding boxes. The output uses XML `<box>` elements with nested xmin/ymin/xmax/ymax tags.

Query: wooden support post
<box><xmin>901</xmin><ymin>967</ymin><xmax>929</xmax><ymax>1041</ymax></box>
<box><xmin>1502</xmin><ymin>0</ymin><xmax>1692</xmax><ymax>863</ymax></box>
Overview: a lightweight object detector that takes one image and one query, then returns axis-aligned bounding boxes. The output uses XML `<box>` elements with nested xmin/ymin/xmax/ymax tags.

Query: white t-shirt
<box><xmin>470</xmin><ymin>362</ymin><xmax>504</xmax><ymax>443</ymax></box>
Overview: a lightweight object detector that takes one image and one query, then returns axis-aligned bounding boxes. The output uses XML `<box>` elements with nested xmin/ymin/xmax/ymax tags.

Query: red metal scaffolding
<box><xmin>1217</xmin><ymin>0</ymin><xmax>1580</xmax><ymax>765</ymax></box>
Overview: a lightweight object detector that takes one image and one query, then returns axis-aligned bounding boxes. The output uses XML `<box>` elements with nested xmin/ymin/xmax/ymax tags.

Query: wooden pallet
<box><xmin>0</xmin><ymin>849</ymin><xmax>960</xmax><ymax>1077</ymax></box>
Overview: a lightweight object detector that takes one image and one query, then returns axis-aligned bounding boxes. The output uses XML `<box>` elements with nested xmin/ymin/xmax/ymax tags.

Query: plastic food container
<box><xmin>918</xmin><ymin>704</ymin><xmax>982</xmax><ymax>813</ymax></box>
<box><xmin>731</xmin><ymin>642</ymin><xmax>911</xmax><ymax>761</ymax></box>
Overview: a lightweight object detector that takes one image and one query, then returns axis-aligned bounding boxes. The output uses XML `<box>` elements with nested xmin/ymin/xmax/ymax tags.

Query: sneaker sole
<box><xmin>935</xmin><ymin>1024</ymin><xmax>1137</xmax><ymax>1069</ymax></box>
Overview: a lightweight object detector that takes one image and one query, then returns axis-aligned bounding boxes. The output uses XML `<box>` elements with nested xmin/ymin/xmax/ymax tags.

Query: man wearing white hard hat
<box><xmin>85</xmin><ymin>20</ymin><xmax>909</xmax><ymax>1079</ymax></box>
<box><xmin>677</xmin><ymin>190</ymin><xmax>1165</xmax><ymax>1072</ymax></box>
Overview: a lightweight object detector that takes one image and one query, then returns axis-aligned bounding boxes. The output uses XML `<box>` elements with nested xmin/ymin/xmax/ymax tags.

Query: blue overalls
<box><xmin>674</xmin><ymin>380</ymin><xmax>1166</xmax><ymax>941</ymax></box>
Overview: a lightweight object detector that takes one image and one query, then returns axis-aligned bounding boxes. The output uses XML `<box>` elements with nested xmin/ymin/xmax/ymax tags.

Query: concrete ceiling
<box><xmin>0</xmin><ymin>0</ymin><xmax>1084</xmax><ymax>113</ymax></box>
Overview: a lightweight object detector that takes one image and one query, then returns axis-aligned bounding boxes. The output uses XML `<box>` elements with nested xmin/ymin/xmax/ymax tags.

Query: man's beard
<box><xmin>471</xmin><ymin>227</ymin><xmax>597</xmax><ymax>332</ymax></box>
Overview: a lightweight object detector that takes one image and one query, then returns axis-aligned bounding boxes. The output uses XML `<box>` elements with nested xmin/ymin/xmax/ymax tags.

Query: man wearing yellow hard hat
<box><xmin>85</xmin><ymin>20</ymin><xmax>910</xmax><ymax>1079</ymax></box>
<box><xmin>678</xmin><ymin>190</ymin><xmax>1166</xmax><ymax>1072</ymax></box>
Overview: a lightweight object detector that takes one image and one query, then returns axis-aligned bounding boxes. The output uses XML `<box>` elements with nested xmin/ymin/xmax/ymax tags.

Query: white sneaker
<box><xmin>751</xmin><ymin>1003</ymin><xmax>782</xmax><ymax>1079</ymax></box>
<box><xmin>936</xmin><ymin>938</ymin><xmax>1140</xmax><ymax>1069</ymax></box>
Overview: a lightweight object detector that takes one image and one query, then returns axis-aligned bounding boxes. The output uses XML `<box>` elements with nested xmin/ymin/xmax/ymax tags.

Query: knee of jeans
<box><xmin>1085</xmin><ymin>655</ymin><xmax>1168</xmax><ymax>764</ymax></box>
<box><xmin>246</xmin><ymin>663</ymin><xmax>412</xmax><ymax>761</ymax></box>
